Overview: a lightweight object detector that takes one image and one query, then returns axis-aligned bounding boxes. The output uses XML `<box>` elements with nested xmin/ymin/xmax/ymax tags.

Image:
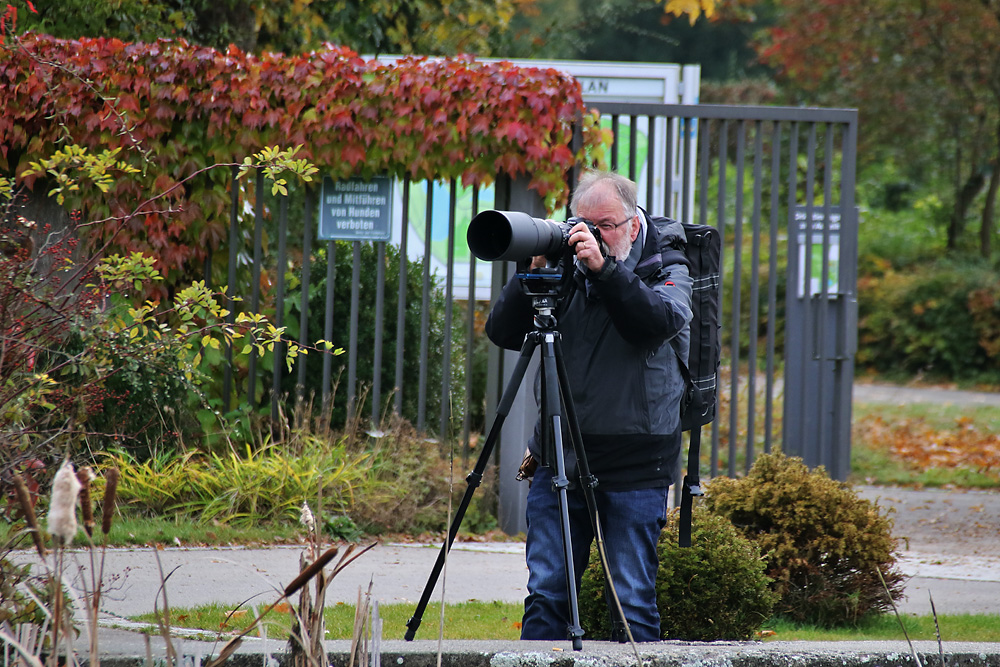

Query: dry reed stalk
<box><xmin>11</xmin><ymin>473</ymin><xmax>46</xmax><ymax>558</ymax></box>
<box><xmin>878</xmin><ymin>565</ymin><xmax>923</xmax><ymax>667</ymax></box>
<box><xmin>101</xmin><ymin>468</ymin><xmax>119</xmax><ymax>536</ymax></box>
<box><xmin>76</xmin><ymin>467</ymin><xmax>95</xmax><ymax>537</ymax></box>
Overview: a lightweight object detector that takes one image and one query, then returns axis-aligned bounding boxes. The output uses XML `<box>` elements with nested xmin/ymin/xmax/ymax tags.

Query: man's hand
<box><xmin>528</xmin><ymin>254</ymin><xmax>547</xmax><ymax>270</ymax></box>
<box><xmin>569</xmin><ymin>221</ymin><xmax>605</xmax><ymax>272</ymax></box>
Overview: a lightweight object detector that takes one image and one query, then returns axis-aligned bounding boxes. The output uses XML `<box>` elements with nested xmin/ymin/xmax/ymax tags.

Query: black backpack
<box><xmin>652</xmin><ymin>216</ymin><xmax>722</xmax><ymax>547</ymax></box>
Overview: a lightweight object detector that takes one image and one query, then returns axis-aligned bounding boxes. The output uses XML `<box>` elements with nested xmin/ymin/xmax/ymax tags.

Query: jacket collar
<box><xmin>633</xmin><ymin>209</ymin><xmax>664</xmax><ymax>280</ymax></box>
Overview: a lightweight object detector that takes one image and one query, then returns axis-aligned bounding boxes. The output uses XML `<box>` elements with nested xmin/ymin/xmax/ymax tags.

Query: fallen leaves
<box><xmin>858</xmin><ymin>414</ymin><xmax>1000</xmax><ymax>472</ymax></box>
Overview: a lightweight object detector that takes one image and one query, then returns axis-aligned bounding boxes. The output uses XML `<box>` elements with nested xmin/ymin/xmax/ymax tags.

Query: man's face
<box><xmin>576</xmin><ymin>194</ymin><xmax>640</xmax><ymax>260</ymax></box>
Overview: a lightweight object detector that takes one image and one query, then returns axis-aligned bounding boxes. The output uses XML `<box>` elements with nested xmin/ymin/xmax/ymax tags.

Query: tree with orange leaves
<box><xmin>758</xmin><ymin>0</ymin><xmax>1000</xmax><ymax>258</ymax></box>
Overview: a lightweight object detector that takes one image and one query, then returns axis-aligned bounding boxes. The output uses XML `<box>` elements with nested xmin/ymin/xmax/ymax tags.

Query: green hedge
<box><xmin>856</xmin><ymin>259</ymin><xmax>1000</xmax><ymax>383</ymax></box>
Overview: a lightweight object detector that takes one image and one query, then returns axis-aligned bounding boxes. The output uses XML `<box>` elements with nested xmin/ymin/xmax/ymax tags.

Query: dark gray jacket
<box><xmin>485</xmin><ymin>212</ymin><xmax>693</xmax><ymax>490</ymax></box>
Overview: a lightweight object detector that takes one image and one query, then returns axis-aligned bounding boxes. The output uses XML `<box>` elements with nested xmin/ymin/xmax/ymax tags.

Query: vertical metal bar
<box><xmin>746</xmin><ymin>121</ymin><xmax>763</xmax><ymax>473</ymax></box>
<box><xmin>728</xmin><ymin>121</ymin><xmax>745</xmax><ymax>478</ymax></box>
<box><xmin>782</xmin><ymin>123</ymin><xmax>801</xmax><ymax>456</ymax></box>
<box><xmin>297</xmin><ymin>187</ymin><xmax>314</xmax><ymax>405</ymax></box>
<box><xmin>665</xmin><ymin>115</ymin><xmax>675</xmax><ymax>218</ymax></box>
<box><xmin>611</xmin><ymin>115</ymin><xmax>620</xmax><ymax>172</ymax></box>
<box><xmin>223</xmin><ymin>166</ymin><xmax>239</xmax><ymax>412</ymax></box>
<box><xmin>322</xmin><ymin>240</ymin><xmax>336</xmax><ymax>410</ymax></box>
<box><xmin>347</xmin><ymin>241</ymin><xmax>361</xmax><ymax>421</ymax></box>
<box><xmin>835</xmin><ymin>115</ymin><xmax>860</xmax><ymax>481</ymax></box>
<box><xmin>800</xmin><ymin>125</ymin><xmax>818</xmax><ymax>464</ymax></box>
<box><xmin>395</xmin><ymin>179</ymin><xmax>410</xmax><ymax>416</ymax></box>
<box><xmin>646</xmin><ymin>115</ymin><xmax>656</xmax><ymax>212</ymax></box>
<box><xmin>247</xmin><ymin>169</ymin><xmax>265</xmax><ymax>406</ymax></box>
<box><xmin>681</xmin><ymin>117</ymin><xmax>692</xmax><ymax>224</ymax></box>
<box><xmin>765</xmin><ymin>122</ymin><xmax>781</xmax><ymax>453</ymax></box>
<box><xmin>418</xmin><ymin>181</ymin><xmax>433</xmax><ymax>431</ymax></box>
<box><xmin>628</xmin><ymin>117</ymin><xmax>638</xmax><ymax>182</ymax></box>
<box><xmin>440</xmin><ymin>180</ymin><xmax>457</xmax><ymax>439</ymax></box>
<box><xmin>271</xmin><ymin>193</ymin><xmax>289</xmax><ymax>425</ymax></box>
<box><xmin>463</xmin><ymin>188</ymin><xmax>480</xmax><ymax>467</ymax></box>
<box><xmin>372</xmin><ymin>241</ymin><xmax>386</xmax><ymax>426</ymax></box>
<box><xmin>712</xmin><ymin>119</ymin><xmax>728</xmax><ymax>479</ymax></box>
<box><xmin>698</xmin><ymin>119</ymin><xmax>710</xmax><ymax>227</ymax></box>
<box><xmin>569</xmin><ymin>114</ymin><xmax>584</xmax><ymax>197</ymax></box>
<box><xmin>814</xmin><ymin>125</ymin><xmax>835</xmax><ymax>466</ymax></box>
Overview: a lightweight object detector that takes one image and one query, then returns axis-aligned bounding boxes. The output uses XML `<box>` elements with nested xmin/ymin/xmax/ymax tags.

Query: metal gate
<box><xmin>491</xmin><ymin>103</ymin><xmax>859</xmax><ymax>532</ymax></box>
<box><xmin>214</xmin><ymin>102</ymin><xmax>859</xmax><ymax>534</ymax></box>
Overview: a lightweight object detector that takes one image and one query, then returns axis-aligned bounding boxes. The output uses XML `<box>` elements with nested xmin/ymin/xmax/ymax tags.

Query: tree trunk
<box><xmin>949</xmin><ymin>169</ymin><xmax>986</xmax><ymax>250</ymax></box>
<box><xmin>981</xmin><ymin>158</ymin><xmax>999</xmax><ymax>259</ymax></box>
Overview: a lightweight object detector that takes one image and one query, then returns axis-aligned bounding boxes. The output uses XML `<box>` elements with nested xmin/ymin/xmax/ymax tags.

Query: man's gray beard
<box><xmin>609</xmin><ymin>237</ymin><xmax>633</xmax><ymax>261</ymax></box>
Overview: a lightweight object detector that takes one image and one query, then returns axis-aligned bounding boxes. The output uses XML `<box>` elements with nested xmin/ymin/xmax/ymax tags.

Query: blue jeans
<box><xmin>521</xmin><ymin>466</ymin><xmax>669</xmax><ymax>642</ymax></box>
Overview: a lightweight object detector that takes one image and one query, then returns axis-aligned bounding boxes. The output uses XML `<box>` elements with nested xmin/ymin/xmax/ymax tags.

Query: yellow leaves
<box><xmin>239</xmin><ymin>145</ymin><xmax>319</xmax><ymax>197</ymax></box>
<box><xmin>23</xmin><ymin>145</ymin><xmax>140</xmax><ymax>205</ymax></box>
<box><xmin>662</xmin><ymin>0</ymin><xmax>716</xmax><ymax>24</ymax></box>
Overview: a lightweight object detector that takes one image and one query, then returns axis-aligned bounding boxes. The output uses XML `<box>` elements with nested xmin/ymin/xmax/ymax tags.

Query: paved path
<box><xmin>853</xmin><ymin>382</ymin><xmax>1000</xmax><ymax>407</ymax></box>
<box><xmin>18</xmin><ymin>502</ymin><xmax>1000</xmax><ymax>624</ymax></box>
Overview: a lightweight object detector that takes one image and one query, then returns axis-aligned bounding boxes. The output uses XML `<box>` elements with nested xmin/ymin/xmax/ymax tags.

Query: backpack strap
<box><xmin>660</xmin><ymin>239</ymin><xmax>706</xmax><ymax>549</ymax></box>
<box><xmin>667</xmin><ymin>310</ymin><xmax>705</xmax><ymax>549</ymax></box>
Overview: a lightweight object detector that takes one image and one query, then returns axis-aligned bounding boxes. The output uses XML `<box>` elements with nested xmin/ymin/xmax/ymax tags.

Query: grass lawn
<box><xmin>129</xmin><ymin>600</ymin><xmax>1000</xmax><ymax>643</ymax></box>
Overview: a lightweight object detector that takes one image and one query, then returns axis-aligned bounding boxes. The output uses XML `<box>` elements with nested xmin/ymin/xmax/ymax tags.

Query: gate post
<box><xmin>487</xmin><ymin>174</ymin><xmax>547</xmax><ymax>536</ymax></box>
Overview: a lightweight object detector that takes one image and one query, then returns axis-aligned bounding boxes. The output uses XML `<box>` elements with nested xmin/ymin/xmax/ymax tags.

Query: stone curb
<box><xmin>83</xmin><ymin>637</ymin><xmax>1000</xmax><ymax>667</ymax></box>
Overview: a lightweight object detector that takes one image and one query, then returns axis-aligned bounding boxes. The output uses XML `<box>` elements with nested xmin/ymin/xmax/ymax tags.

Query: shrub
<box><xmin>100</xmin><ymin>433</ymin><xmax>374</xmax><ymax>526</ymax></box>
<box><xmin>703</xmin><ymin>451</ymin><xmax>905</xmax><ymax>627</ymax></box>
<box><xmin>346</xmin><ymin>416</ymin><xmax>454</xmax><ymax>534</ymax></box>
<box><xmin>98</xmin><ymin>414</ymin><xmax>456</xmax><ymax>535</ymax></box>
<box><xmin>578</xmin><ymin>506</ymin><xmax>777</xmax><ymax>641</ymax></box>
<box><xmin>856</xmin><ymin>258</ymin><xmax>1000</xmax><ymax>384</ymax></box>
<box><xmin>0</xmin><ymin>553</ymin><xmax>48</xmax><ymax>627</ymax></box>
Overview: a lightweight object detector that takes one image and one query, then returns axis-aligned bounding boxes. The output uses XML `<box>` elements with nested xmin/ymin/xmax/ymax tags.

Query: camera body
<box><xmin>467</xmin><ymin>210</ymin><xmax>604</xmax><ymax>262</ymax></box>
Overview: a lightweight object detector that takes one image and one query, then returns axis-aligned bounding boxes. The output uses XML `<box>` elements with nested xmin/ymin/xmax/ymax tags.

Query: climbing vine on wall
<box><xmin>0</xmin><ymin>32</ymin><xmax>607</xmax><ymax>282</ymax></box>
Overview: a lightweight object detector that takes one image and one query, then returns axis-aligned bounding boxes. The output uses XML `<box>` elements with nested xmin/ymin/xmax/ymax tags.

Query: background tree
<box><xmin>16</xmin><ymin>0</ymin><xmax>734</xmax><ymax>60</ymax></box>
<box><xmin>16</xmin><ymin>0</ymin><xmax>528</xmax><ymax>56</ymax></box>
<box><xmin>489</xmin><ymin>0</ymin><xmax>762</xmax><ymax>73</ymax></box>
<box><xmin>757</xmin><ymin>0</ymin><xmax>1000</xmax><ymax>258</ymax></box>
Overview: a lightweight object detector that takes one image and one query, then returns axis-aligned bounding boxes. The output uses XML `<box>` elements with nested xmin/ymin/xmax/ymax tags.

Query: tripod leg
<box><xmin>539</xmin><ymin>334</ymin><xmax>585</xmax><ymax>651</ymax></box>
<box><xmin>404</xmin><ymin>334</ymin><xmax>538</xmax><ymax>641</ymax></box>
<box><xmin>552</xmin><ymin>336</ymin><xmax>633</xmax><ymax>644</ymax></box>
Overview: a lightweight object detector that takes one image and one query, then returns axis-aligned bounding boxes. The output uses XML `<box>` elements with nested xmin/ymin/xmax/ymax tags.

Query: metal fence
<box><xmin>215</xmin><ymin>102</ymin><xmax>859</xmax><ymax>512</ymax></box>
<box><xmin>584</xmin><ymin>103</ymin><xmax>859</xmax><ymax>482</ymax></box>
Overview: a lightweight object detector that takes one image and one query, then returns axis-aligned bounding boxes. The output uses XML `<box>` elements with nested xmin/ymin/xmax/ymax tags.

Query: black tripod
<box><xmin>404</xmin><ymin>275</ymin><xmax>631</xmax><ymax>650</ymax></box>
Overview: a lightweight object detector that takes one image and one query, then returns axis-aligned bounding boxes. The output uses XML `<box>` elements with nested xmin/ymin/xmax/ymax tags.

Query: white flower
<box><xmin>47</xmin><ymin>459</ymin><xmax>81</xmax><ymax>543</ymax></box>
<box><xmin>299</xmin><ymin>501</ymin><xmax>315</xmax><ymax>533</ymax></box>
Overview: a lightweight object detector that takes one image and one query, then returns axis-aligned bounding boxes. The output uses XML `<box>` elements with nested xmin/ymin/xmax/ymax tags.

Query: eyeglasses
<box><xmin>593</xmin><ymin>216</ymin><xmax>634</xmax><ymax>234</ymax></box>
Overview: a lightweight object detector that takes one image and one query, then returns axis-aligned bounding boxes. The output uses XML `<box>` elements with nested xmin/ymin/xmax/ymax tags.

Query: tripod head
<box><xmin>517</xmin><ymin>263</ymin><xmax>571</xmax><ymax>331</ymax></box>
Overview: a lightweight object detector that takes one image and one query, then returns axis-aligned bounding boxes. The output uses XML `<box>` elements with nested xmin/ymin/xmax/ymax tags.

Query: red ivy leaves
<box><xmin>0</xmin><ymin>33</ymin><xmax>604</xmax><ymax>284</ymax></box>
<box><xmin>0</xmin><ymin>1</ymin><xmax>36</xmax><ymax>42</ymax></box>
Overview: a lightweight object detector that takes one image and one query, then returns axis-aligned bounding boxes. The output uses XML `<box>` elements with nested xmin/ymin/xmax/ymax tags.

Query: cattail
<box><xmin>299</xmin><ymin>501</ymin><xmax>316</xmax><ymax>533</ymax></box>
<box><xmin>47</xmin><ymin>459</ymin><xmax>81</xmax><ymax>544</ymax></box>
<box><xmin>12</xmin><ymin>473</ymin><xmax>46</xmax><ymax>557</ymax></box>
<box><xmin>76</xmin><ymin>466</ymin><xmax>95</xmax><ymax>537</ymax></box>
<box><xmin>101</xmin><ymin>467</ymin><xmax>119</xmax><ymax>535</ymax></box>
<box><xmin>284</xmin><ymin>546</ymin><xmax>339</xmax><ymax>597</ymax></box>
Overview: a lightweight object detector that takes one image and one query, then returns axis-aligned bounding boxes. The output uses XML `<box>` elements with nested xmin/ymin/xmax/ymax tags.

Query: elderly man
<box><xmin>485</xmin><ymin>169</ymin><xmax>693</xmax><ymax>642</ymax></box>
